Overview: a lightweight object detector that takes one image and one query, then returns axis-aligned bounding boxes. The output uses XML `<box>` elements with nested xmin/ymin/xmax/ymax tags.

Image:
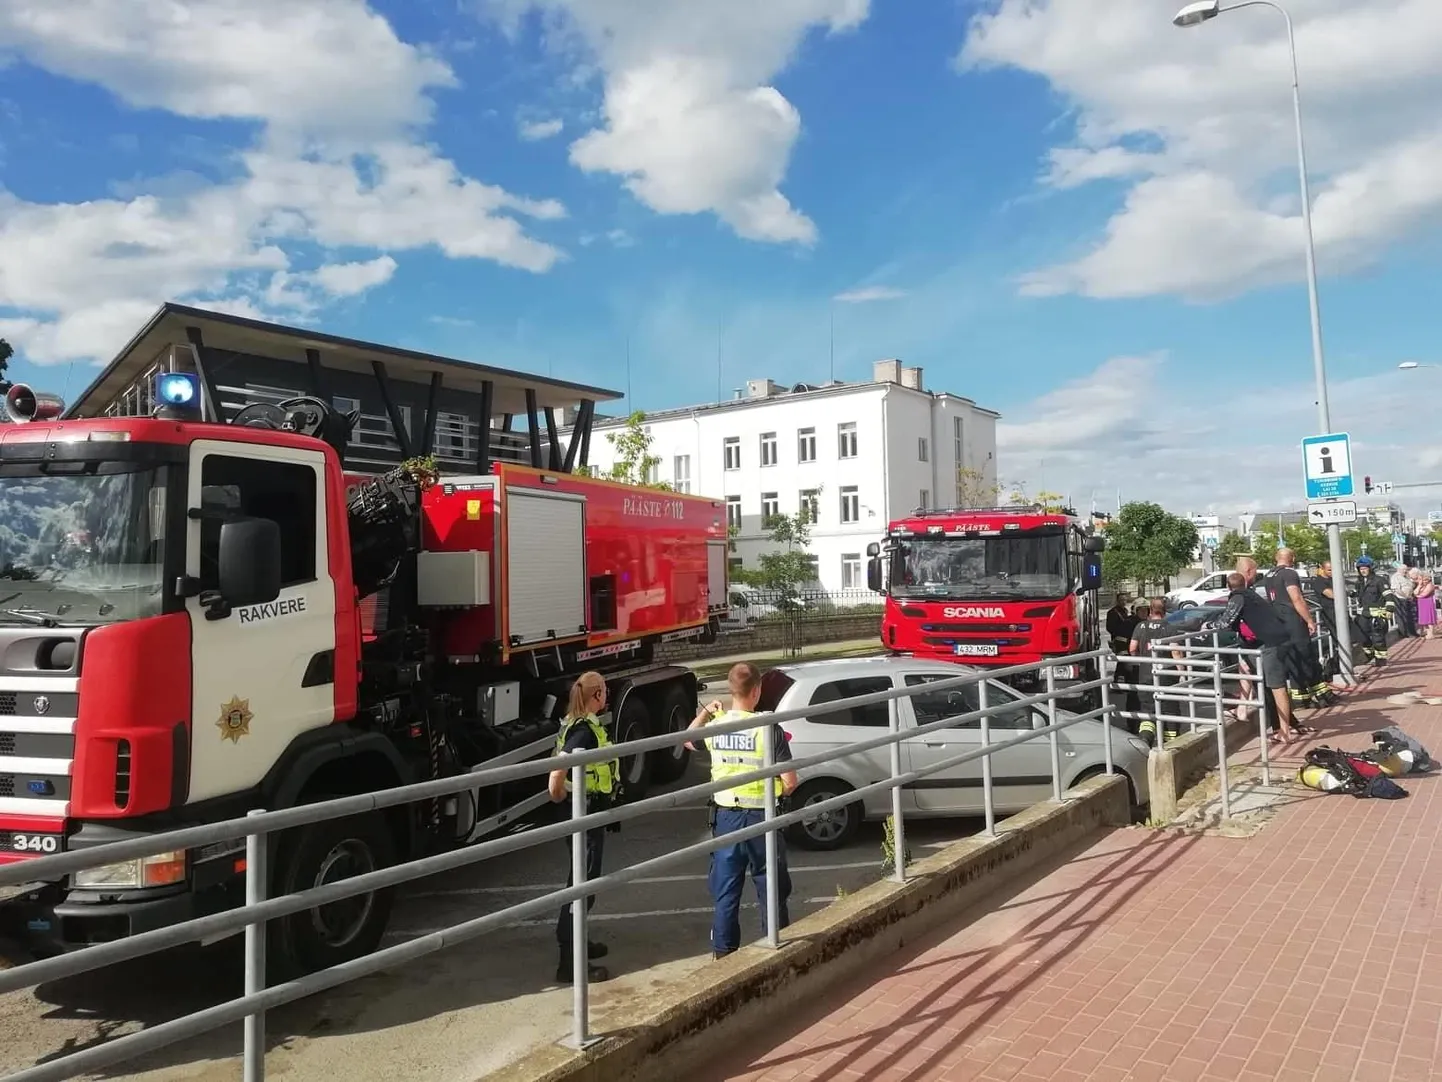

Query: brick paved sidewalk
<box><xmin>704</xmin><ymin>637</ymin><xmax>1441</xmax><ymax>1082</ymax></box>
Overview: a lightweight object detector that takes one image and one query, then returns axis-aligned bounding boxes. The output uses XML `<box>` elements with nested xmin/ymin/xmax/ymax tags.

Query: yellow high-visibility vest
<box><xmin>708</xmin><ymin>710</ymin><xmax>784</xmax><ymax>810</ymax></box>
<box><xmin>555</xmin><ymin>713</ymin><xmax>617</xmax><ymax>796</ymax></box>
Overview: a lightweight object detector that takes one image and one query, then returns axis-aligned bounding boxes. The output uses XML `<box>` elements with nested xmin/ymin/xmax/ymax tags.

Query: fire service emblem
<box><xmin>216</xmin><ymin>696</ymin><xmax>254</xmax><ymax>744</ymax></box>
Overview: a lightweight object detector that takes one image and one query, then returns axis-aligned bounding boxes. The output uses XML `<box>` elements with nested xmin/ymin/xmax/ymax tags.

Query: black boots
<box><xmin>556</xmin><ymin>941</ymin><xmax>611</xmax><ymax>984</ymax></box>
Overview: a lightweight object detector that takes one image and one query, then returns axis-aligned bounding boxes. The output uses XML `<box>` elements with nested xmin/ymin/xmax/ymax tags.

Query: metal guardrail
<box><xmin>0</xmin><ymin>644</ymin><xmax>1258</xmax><ymax>1082</ymax></box>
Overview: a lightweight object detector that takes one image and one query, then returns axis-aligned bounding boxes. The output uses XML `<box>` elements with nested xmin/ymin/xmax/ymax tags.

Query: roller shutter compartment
<box><xmin>505</xmin><ymin>487</ymin><xmax>587</xmax><ymax>646</ymax></box>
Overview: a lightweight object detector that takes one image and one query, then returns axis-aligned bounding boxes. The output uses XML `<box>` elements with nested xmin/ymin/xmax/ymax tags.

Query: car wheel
<box><xmin>1070</xmin><ymin>766</ymin><xmax>1135</xmax><ymax>805</ymax></box>
<box><xmin>647</xmin><ymin>686</ymin><xmax>692</xmax><ymax>785</ymax></box>
<box><xmin>1177</xmin><ymin>601</ymin><xmax>1196</xmax><ymax>609</ymax></box>
<box><xmin>785</xmin><ymin>779</ymin><xmax>862</xmax><ymax>851</ymax></box>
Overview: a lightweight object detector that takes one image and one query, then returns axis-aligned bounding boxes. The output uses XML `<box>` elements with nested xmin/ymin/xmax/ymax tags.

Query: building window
<box><xmin>920</xmin><ymin>489</ymin><xmax>930</xmax><ymax>510</ymax></box>
<box><xmin>643</xmin><ymin>460</ymin><xmax>660</xmax><ymax>485</ymax></box>
<box><xmin>799</xmin><ymin>489</ymin><xmax>820</xmax><ymax>524</ymax></box>
<box><xmin>918</xmin><ymin>437</ymin><xmax>929</xmax><ymax>462</ymax></box>
<box><xmin>674</xmin><ymin>455</ymin><xmax>692</xmax><ymax>493</ymax></box>
<box><xmin>954</xmin><ymin>415</ymin><xmax>965</xmax><ymax>467</ymax></box>
<box><xmin>841</xmin><ymin>553</ymin><xmax>862</xmax><ymax>590</ymax></box>
<box><xmin>435</xmin><ymin>411</ymin><xmax>469</xmax><ymax>458</ymax></box>
<box><xmin>760</xmin><ymin>432</ymin><xmax>778</xmax><ymax>467</ymax></box>
<box><xmin>332</xmin><ymin>395</ymin><xmax>361</xmax><ymax>417</ymax></box>
<box><xmin>797</xmin><ymin>427</ymin><xmax>816</xmax><ymax>463</ymax></box>
<box><xmin>726</xmin><ymin>496</ymin><xmax>742</xmax><ymax>530</ymax></box>
<box><xmin>840</xmin><ymin>486</ymin><xmax>859</xmax><ymax>524</ymax></box>
<box><xmin>761</xmin><ymin>492</ymin><xmax>779</xmax><ymax>524</ymax></box>
<box><xmin>838</xmin><ymin>422</ymin><xmax>858</xmax><ymax>459</ymax></box>
<box><xmin>724</xmin><ymin>437</ymin><xmax>741</xmax><ymax>471</ymax></box>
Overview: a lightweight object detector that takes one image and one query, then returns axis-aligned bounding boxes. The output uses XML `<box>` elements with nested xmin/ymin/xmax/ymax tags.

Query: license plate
<box><xmin>1</xmin><ymin>832</ymin><xmax>63</xmax><ymax>856</ymax></box>
<box><xmin>955</xmin><ymin>644</ymin><xmax>999</xmax><ymax>657</ymax></box>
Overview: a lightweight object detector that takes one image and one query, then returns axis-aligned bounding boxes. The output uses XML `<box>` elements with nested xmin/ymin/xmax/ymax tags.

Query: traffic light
<box><xmin>1364</xmin><ymin>476</ymin><xmax>1373</xmax><ymax>494</ymax></box>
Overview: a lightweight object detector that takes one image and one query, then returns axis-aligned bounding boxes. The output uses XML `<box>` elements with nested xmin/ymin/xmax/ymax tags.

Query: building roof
<box><xmin>585</xmin><ymin>377</ymin><xmax>1000</xmax><ymax>429</ymax></box>
<box><xmin>65</xmin><ymin>303</ymin><xmax>623</xmax><ymax>419</ymax></box>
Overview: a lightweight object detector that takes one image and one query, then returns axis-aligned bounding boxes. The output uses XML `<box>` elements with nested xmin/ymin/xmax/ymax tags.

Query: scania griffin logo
<box><xmin>942</xmin><ymin>606</ymin><xmax>1005</xmax><ymax>619</ymax></box>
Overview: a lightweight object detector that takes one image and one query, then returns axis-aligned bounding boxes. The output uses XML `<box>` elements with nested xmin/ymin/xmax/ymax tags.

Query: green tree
<box><xmin>754</xmin><ymin>510</ymin><xmax>817</xmax><ymax>603</ymax></box>
<box><xmin>1341</xmin><ymin>522</ymin><xmax>1393</xmax><ymax>564</ymax></box>
<box><xmin>1007</xmin><ymin>483</ymin><xmax>1068</xmax><ymax>512</ymax></box>
<box><xmin>1281</xmin><ymin>522</ymin><xmax>1329</xmax><ymax>566</ymax></box>
<box><xmin>1212</xmin><ymin>531</ymin><xmax>1250</xmax><ymax>569</ymax></box>
<box><xmin>955</xmin><ymin>467</ymin><xmax>1002</xmax><ymax>508</ymax></box>
<box><xmin>0</xmin><ymin>338</ymin><xmax>11</xmax><ymax>390</ymax></box>
<box><xmin>575</xmin><ymin>411</ymin><xmax>671</xmax><ymax>490</ymax></box>
<box><xmin>1101</xmin><ymin>501</ymin><xmax>1200</xmax><ymax>591</ymax></box>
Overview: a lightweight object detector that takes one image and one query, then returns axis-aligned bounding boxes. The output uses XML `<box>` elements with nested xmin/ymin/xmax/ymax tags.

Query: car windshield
<box><xmin>0</xmin><ymin>465</ymin><xmax>169</xmax><ymax>625</ymax></box>
<box><xmin>892</xmin><ymin>531</ymin><xmax>1068</xmax><ymax>600</ymax></box>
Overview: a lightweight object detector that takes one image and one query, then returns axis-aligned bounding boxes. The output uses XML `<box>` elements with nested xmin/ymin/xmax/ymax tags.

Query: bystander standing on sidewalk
<box><xmin>1391</xmin><ymin>562</ymin><xmax>1418</xmax><ymax>639</ymax></box>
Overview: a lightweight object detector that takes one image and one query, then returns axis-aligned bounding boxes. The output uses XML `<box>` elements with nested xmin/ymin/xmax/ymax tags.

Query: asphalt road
<box><xmin>0</xmin><ymin>750</ymin><xmax>981</xmax><ymax>1082</ymax></box>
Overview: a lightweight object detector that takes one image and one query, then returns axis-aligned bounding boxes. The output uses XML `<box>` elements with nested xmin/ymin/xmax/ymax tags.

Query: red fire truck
<box><xmin>865</xmin><ymin>505</ymin><xmax>1106</xmax><ymax>700</ymax></box>
<box><xmin>0</xmin><ymin>378</ymin><xmax>727</xmax><ymax>976</ymax></box>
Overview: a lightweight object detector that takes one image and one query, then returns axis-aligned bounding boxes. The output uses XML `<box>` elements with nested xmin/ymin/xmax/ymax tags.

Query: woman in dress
<box><xmin>1415</xmin><ymin>570</ymin><xmax>1437</xmax><ymax>641</ymax></box>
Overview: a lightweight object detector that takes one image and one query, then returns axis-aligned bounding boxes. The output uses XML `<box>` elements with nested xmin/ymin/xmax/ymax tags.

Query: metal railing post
<box><xmin>1255</xmin><ymin>652</ymin><xmax>1272</xmax><ymax>787</ymax></box>
<box><xmin>979</xmin><ymin>681</ymin><xmax>996</xmax><ymax>836</ymax></box>
<box><xmin>888</xmin><ymin>698</ymin><xmax>907</xmax><ymax>882</ymax></box>
<box><xmin>1046</xmin><ymin>667</ymin><xmax>1062</xmax><ymax>803</ymax></box>
<box><xmin>1100</xmin><ymin>667</ymin><xmax>1114</xmax><ymax>776</ymax></box>
<box><xmin>243</xmin><ymin>810</ymin><xmax>267</xmax><ymax>1082</ymax></box>
<box><xmin>764</xmin><ymin>726</ymin><xmax>782</xmax><ymax>938</ymax></box>
<box><xmin>569</xmin><ymin>764</ymin><xmax>590</xmax><ymax>1049</ymax></box>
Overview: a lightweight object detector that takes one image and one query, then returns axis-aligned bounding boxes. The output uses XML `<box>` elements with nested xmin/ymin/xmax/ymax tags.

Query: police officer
<box><xmin>687</xmin><ymin>662</ymin><xmax>800</xmax><ymax>959</ymax></box>
<box><xmin>1352</xmin><ymin>556</ymin><xmax>1390</xmax><ymax>664</ymax></box>
<box><xmin>547</xmin><ymin>671</ymin><xmax>619</xmax><ymax>984</ymax></box>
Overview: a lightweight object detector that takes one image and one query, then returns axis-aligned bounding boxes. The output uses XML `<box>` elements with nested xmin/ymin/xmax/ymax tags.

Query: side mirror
<box><xmin>1083</xmin><ymin>535</ymin><xmax>1107</xmax><ymax>553</ymax></box>
<box><xmin>1081</xmin><ymin>552</ymin><xmax>1103</xmax><ymax>592</ymax></box>
<box><xmin>866</xmin><ymin>556</ymin><xmax>883</xmax><ymax>593</ymax></box>
<box><xmin>215</xmin><ymin>517</ymin><xmax>282</xmax><ymax>613</ymax></box>
<box><xmin>865</xmin><ymin>541</ymin><xmax>881</xmax><ymax>558</ymax></box>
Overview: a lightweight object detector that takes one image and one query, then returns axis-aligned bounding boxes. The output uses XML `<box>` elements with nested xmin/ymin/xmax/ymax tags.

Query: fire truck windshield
<box><xmin>892</xmin><ymin>531</ymin><xmax>1068</xmax><ymax>601</ymax></box>
<box><xmin>0</xmin><ymin>464</ymin><xmax>169</xmax><ymax>625</ymax></box>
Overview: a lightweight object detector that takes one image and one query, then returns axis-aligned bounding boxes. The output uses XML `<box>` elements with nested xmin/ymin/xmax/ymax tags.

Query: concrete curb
<box><xmin>485</xmin><ymin>775</ymin><xmax>1130</xmax><ymax>1082</ymax></box>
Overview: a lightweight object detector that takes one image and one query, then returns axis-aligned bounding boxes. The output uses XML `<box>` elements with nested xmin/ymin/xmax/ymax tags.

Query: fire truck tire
<box><xmin>613</xmin><ymin>695</ymin><xmax>653</xmax><ymax>800</ymax></box>
<box><xmin>268</xmin><ymin>810</ymin><xmax>397</xmax><ymax>980</ymax></box>
<box><xmin>785</xmin><ymin>779</ymin><xmax>862</xmax><ymax>851</ymax></box>
<box><xmin>648</xmin><ymin>687</ymin><xmax>693</xmax><ymax>785</ymax></box>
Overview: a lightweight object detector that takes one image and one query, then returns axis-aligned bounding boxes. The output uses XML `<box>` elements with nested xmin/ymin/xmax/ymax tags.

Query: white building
<box><xmin>582</xmin><ymin>360</ymin><xmax>999</xmax><ymax>593</ymax></box>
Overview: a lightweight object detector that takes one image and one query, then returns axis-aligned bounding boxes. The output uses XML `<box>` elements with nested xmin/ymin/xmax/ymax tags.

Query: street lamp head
<box><xmin>1399</xmin><ymin>362</ymin><xmax>1421</xmax><ymax>370</ymax></box>
<box><xmin>1173</xmin><ymin>1</ymin><xmax>1221</xmax><ymax>26</ymax></box>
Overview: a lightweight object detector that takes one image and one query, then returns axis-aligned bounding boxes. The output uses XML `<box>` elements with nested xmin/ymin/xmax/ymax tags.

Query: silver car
<box><xmin>765</xmin><ymin>657</ymin><xmax>1150</xmax><ymax>850</ymax></box>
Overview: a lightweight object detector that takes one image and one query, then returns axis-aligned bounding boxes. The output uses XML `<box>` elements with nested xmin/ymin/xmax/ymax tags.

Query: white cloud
<box><xmin>960</xmin><ymin>0</ymin><xmax>1442</xmax><ymax>300</ymax></box>
<box><xmin>996</xmin><ymin>353</ymin><xmax>1439</xmax><ymax>518</ymax></box>
<box><xmin>482</xmin><ymin>0</ymin><xmax>870</xmax><ymax>243</ymax></box>
<box><xmin>518</xmin><ymin>117</ymin><xmax>564</xmax><ymax>141</ymax></box>
<box><xmin>0</xmin><ymin>0</ymin><xmax>568</xmax><ymax>365</ymax></box>
<box><xmin>833</xmin><ymin>285</ymin><xmax>906</xmax><ymax>303</ymax></box>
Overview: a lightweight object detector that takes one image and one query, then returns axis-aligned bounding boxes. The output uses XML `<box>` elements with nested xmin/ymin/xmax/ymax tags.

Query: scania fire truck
<box><xmin>865</xmin><ymin>505</ymin><xmax>1106</xmax><ymax>701</ymax></box>
<box><xmin>0</xmin><ymin>377</ymin><xmax>728</xmax><ymax>976</ymax></box>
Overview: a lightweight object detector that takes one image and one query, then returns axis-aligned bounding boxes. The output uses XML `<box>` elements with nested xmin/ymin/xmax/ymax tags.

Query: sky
<box><xmin>1</xmin><ymin>0</ymin><xmax>1440</xmax><ymax>519</ymax></box>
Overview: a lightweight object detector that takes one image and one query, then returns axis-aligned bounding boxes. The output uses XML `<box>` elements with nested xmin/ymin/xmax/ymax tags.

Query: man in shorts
<box><xmin>1205</xmin><ymin>571</ymin><xmax>1309</xmax><ymax>742</ymax></box>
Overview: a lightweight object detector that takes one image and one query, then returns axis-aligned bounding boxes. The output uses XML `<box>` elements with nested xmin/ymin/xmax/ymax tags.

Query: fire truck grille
<box><xmin>0</xmin><ymin>775</ymin><xmax>13</xmax><ymax>798</ymax></box>
<box><xmin>921</xmin><ymin>623</ymin><xmax>1032</xmax><ymax>634</ymax></box>
<box><xmin>0</xmin><ymin>733</ymin><xmax>13</xmax><ymax>756</ymax></box>
<box><xmin>0</xmin><ymin>693</ymin><xmax>15</xmax><ymax>716</ymax></box>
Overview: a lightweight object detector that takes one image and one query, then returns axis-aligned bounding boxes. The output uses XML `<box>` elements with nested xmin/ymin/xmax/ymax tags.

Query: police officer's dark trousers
<box><xmin>556</xmin><ymin>824</ymin><xmax>605</xmax><ymax>945</ymax></box>
<box><xmin>709</xmin><ymin>807</ymin><xmax>792</xmax><ymax>955</ymax></box>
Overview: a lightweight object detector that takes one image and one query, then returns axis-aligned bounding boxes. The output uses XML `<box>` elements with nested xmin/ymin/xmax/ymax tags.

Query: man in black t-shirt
<box><xmin>1206</xmin><ymin>571</ymin><xmax>1299</xmax><ymax>741</ymax></box>
<box><xmin>1267</xmin><ymin>549</ymin><xmax>1332</xmax><ymax>706</ymax></box>
<box><xmin>1130</xmin><ymin>598</ymin><xmax>1179</xmax><ymax>745</ymax></box>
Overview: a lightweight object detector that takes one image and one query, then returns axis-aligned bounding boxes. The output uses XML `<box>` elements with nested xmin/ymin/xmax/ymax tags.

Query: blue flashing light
<box><xmin>156</xmin><ymin>372</ymin><xmax>199</xmax><ymax>408</ymax></box>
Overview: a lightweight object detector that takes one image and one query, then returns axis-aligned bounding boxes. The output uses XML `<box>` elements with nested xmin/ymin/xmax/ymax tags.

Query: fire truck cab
<box><xmin>866</xmin><ymin>506</ymin><xmax>1106</xmax><ymax>701</ymax></box>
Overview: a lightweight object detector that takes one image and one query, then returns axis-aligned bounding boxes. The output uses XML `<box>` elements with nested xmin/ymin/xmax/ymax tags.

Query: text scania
<box><xmin>238</xmin><ymin>597</ymin><xmax>308</xmax><ymax>625</ymax></box>
<box><xmin>942</xmin><ymin>606</ymin><xmax>1005</xmax><ymax>619</ymax></box>
<box><xmin>622</xmin><ymin>496</ymin><xmax>685</xmax><ymax>521</ymax></box>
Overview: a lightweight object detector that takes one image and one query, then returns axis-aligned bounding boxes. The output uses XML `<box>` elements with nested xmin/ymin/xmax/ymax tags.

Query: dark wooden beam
<box><xmin>578</xmin><ymin>406</ymin><xmax>593</xmax><ymax>469</ymax></box>
<box><xmin>543</xmin><ymin>407</ymin><xmax>562</xmax><ymax>470</ymax></box>
<box><xmin>563</xmin><ymin>399</ymin><xmax>593</xmax><ymax>473</ymax></box>
<box><xmin>524</xmin><ymin>389</ymin><xmax>543</xmax><ymax>468</ymax></box>
<box><xmin>370</xmin><ymin>359</ymin><xmax>413</xmax><ymax>459</ymax></box>
<box><xmin>304</xmin><ymin>348</ymin><xmax>330</xmax><ymax>400</ymax></box>
<box><xmin>183</xmin><ymin>326</ymin><xmax>225</xmax><ymax>423</ymax></box>
<box><xmin>501</xmin><ymin>413</ymin><xmax>514</xmax><ymax>432</ymax></box>
<box><xmin>420</xmin><ymin>371</ymin><xmax>443</xmax><ymax>456</ymax></box>
<box><xmin>476</xmin><ymin>379</ymin><xmax>494</xmax><ymax>475</ymax></box>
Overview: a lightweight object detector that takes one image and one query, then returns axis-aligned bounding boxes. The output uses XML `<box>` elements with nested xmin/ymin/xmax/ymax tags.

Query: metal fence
<box><xmin>713</xmin><ymin>588</ymin><xmax>882</xmax><ymax>658</ymax></box>
<box><xmin>0</xmin><ymin>642</ymin><xmax>1260</xmax><ymax>1082</ymax></box>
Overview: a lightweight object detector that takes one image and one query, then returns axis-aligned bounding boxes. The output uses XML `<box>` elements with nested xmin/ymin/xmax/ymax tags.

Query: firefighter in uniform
<box><xmin>687</xmin><ymin>662</ymin><xmax>800</xmax><ymax>959</ymax></box>
<box><xmin>548</xmin><ymin>671</ymin><xmax>620</xmax><ymax>984</ymax></box>
<box><xmin>1352</xmin><ymin>556</ymin><xmax>1390</xmax><ymax>664</ymax></box>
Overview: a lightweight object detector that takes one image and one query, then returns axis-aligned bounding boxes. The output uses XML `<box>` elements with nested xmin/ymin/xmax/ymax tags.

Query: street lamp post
<box><xmin>1174</xmin><ymin>0</ymin><xmax>1355</xmax><ymax>682</ymax></box>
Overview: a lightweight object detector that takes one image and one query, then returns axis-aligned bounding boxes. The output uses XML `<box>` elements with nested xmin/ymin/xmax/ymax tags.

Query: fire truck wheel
<box><xmin>613</xmin><ymin>695</ymin><xmax>653</xmax><ymax>800</ymax></box>
<box><xmin>784</xmin><ymin>779</ymin><xmax>862</xmax><ymax>851</ymax></box>
<box><xmin>648</xmin><ymin>687</ymin><xmax>693</xmax><ymax>785</ymax></box>
<box><xmin>269</xmin><ymin>811</ymin><xmax>397</xmax><ymax>980</ymax></box>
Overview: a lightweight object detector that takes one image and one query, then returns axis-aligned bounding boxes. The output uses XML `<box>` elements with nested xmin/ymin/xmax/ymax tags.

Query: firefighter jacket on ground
<box><xmin>708</xmin><ymin>710</ymin><xmax>785</xmax><ymax>810</ymax></box>
<box><xmin>555</xmin><ymin>713</ymin><xmax>618</xmax><ymax>797</ymax></box>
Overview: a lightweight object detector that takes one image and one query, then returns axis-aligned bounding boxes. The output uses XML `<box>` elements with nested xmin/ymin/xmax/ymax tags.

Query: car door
<box><xmin>903</xmin><ymin>673</ymin><xmax>1053</xmax><ymax>814</ymax></box>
